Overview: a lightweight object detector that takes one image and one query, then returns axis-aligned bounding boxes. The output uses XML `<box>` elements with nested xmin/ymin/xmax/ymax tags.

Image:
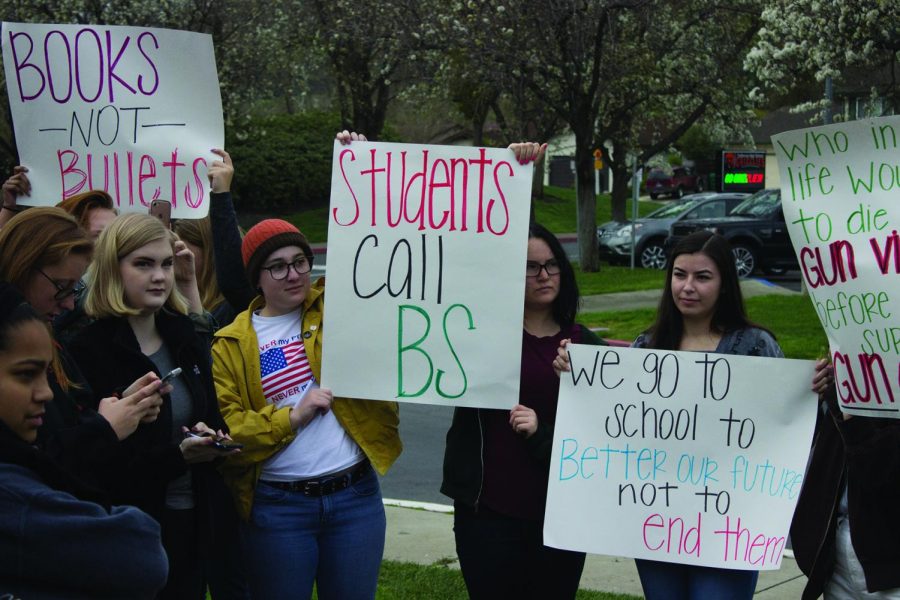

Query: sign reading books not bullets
<box><xmin>773</xmin><ymin>116</ymin><xmax>900</xmax><ymax>417</ymax></box>
<box><xmin>544</xmin><ymin>344</ymin><xmax>817</xmax><ymax>569</ymax></box>
<box><xmin>320</xmin><ymin>140</ymin><xmax>532</xmax><ymax>409</ymax></box>
<box><xmin>1</xmin><ymin>22</ymin><xmax>224</xmax><ymax>217</ymax></box>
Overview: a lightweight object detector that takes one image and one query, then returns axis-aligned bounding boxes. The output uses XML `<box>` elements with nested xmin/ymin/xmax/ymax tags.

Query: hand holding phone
<box><xmin>183</xmin><ymin>430</ymin><xmax>243</xmax><ymax>451</ymax></box>
<box><xmin>160</xmin><ymin>367</ymin><xmax>182</xmax><ymax>385</ymax></box>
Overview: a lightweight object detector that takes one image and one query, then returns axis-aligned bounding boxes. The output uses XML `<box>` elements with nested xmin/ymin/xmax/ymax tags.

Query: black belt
<box><xmin>259</xmin><ymin>460</ymin><xmax>370</xmax><ymax>497</ymax></box>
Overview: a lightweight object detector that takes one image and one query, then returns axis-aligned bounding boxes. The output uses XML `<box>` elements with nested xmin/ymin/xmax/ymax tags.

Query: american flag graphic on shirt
<box><xmin>260</xmin><ymin>340</ymin><xmax>312</xmax><ymax>400</ymax></box>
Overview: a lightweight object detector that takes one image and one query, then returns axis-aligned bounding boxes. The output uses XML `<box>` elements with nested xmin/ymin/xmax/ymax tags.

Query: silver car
<box><xmin>597</xmin><ymin>192</ymin><xmax>748</xmax><ymax>269</ymax></box>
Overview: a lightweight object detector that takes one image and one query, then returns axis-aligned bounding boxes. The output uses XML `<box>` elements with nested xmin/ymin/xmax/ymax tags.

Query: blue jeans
<box><xmin>240</xmin><ymin>465</ymin><xmax>386</xmax><ymax>600</ymax></box>
<box><xmin>635</xmin><ymin>559</ymin><xmax>759</xmax><ymax>600</ymax></box>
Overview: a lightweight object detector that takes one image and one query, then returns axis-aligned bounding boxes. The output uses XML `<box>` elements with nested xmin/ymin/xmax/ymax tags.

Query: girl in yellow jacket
<box><xmin>211</xmin><ymin>216</ymin><xmax>400</xmax><ymax>600</ymax></box>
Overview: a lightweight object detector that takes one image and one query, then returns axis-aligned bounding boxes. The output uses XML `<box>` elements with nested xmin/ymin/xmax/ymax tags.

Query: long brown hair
<box><xmin>57</xmin><ymin>190</ymin><xmax>115</xmax><ymax>231</ymax></box>
<box><xmin>644</xmin><ymin>231</ymin><xmax>766</xmax><ymax>350</ymax></box>
<box><xmin>0</xmin><ymin>207</ymin><xmax>94</xmax><ymax>388</ymax></box>
<box><xmin>173</xmin><ymin>217</ymin><xmax>224</xmax><ymax>312</ymax></box>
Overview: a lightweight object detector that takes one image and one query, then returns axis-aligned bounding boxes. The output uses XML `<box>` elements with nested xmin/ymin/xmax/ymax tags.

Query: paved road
<box><xmin>380</xmin><ymin>403</ymin><xmax>454</xmax><ymax>505</ymax></box>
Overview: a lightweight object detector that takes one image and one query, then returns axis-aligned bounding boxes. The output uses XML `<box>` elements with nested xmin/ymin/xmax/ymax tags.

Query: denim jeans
<box><xmin>240</xmin><ymin>465</ymin><xmax>386</xmax><ymax>600</ymax></box>
<box><xmin>635</xmin><ymin>559</ymin><xmax>759</xmax><ymax>600</ymax></box>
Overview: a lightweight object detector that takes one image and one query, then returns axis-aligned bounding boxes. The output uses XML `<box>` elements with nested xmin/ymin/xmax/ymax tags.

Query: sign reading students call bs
<box><xmin>544</xmin><ymin>345</ymin><xmax>817</xmax><ymax>569</ymax></box>
<box><xmin>773</xmin><ymin>116</ymin><xmax>900</xmax><ymax>416</ymax></box>
<box><xmin>320</xmin><ymin>141</ymin><xmax>532</xmax><ymax>408</ymax></box>
<box><xmin>1</xmin><ymin>22</ymin><xmax>224</xmax><ymax>217</ymax></box>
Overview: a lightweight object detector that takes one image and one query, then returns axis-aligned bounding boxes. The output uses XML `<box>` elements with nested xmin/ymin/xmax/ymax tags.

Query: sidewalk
<box><xmin>383</xmin><ymin>502</ymin><xmax>808</xmax><ymax>598</ymax></box>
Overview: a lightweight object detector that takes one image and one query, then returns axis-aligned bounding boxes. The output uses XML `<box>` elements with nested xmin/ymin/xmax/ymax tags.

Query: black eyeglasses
<box><xmin>35</xmin><ymin>268</ymin><xmax>79</xmax><ymax>301</ymax></box>
<box><xmin>525</xmin><ymin>260</ymin><xmax>561</xmax><ymax>277</ymax></box>
<box><xmin>262</xmin><ymin>256</ymin><xmax>313</xmax><ymax>280</ymax></box>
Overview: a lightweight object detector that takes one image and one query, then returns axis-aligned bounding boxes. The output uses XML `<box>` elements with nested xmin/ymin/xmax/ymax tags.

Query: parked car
<box><xmin>597</xmin><ymin>192</ymin><xmax>748</xmax><ymax>269</ymax></box>
<box><xmin>665</xmin><ymin>188</ymin><xmax>797</xmax><ymax>278</ymax></box>
<box><xmin>645</xmin><ymin>166</ymin><xmax>705</xmax><ymax>199</ymax></box>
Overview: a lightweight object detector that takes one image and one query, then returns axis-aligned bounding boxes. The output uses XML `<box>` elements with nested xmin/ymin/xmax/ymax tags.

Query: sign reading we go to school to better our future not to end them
<box><xmin>1</xmin><ymin>22</ymin><xmax>224</xmax><ymax>217</ymax></box>
<box><xmin>545</xmin><ymin>345</ymin><xmax>817</xmax><ymax>570</ymax></box>
<box><xmin>320</xmin><ymin>141</ymin><xmax>533</xmax><ymax>409</ymax></box>
<box><xmin>773</xmin><ymin>115</ymin><xmax>899</xmax><ymax>417</ymax></box>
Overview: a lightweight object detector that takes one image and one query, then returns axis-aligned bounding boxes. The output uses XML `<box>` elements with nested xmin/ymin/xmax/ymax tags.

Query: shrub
<box><xmin>226</xmin><ymin>111</ymin><xmax>343</xmax><ymax>212</ymax></box>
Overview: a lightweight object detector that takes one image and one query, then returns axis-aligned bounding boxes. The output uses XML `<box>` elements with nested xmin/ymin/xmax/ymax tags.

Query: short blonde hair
<box><xmin>85</xmin><ymin>213</ymin><xmax>189</xmax><ymax>318</ymax></box>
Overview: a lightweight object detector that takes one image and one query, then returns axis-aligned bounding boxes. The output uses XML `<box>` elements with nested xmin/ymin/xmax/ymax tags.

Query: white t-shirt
<box><xmin>252</xmin><ymin>309</ymin><xmax>361</xmax><ymax>480</ymax></box>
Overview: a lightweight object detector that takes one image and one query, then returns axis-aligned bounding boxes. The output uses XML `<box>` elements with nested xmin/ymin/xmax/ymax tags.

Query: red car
<box><xmin>645</xmin><ymin>166</ymin><xmax>705</xmax><ymax>199</ymax></box>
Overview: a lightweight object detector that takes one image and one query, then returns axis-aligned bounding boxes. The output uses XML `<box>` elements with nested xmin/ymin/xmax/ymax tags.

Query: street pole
<box><xmin>630</xmin><ymin>158</ymin><xmax>639</xmax><ymax>269</ymax></box>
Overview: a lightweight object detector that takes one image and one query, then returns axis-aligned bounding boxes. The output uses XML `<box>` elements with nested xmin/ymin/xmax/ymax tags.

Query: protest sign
<box><xmin>544</xmin><ymin>344</ymin><xmax>817</xmax><ymax>569</ymax></box>
<box><xmin>1</xmin><ymin>22</ymin><xmax>224</xmax><ymax>217</ymax></box>
<box><xmin>773</xmin><ymin>116</ymin><xmax>900</xmax><ymax>416</ymax></box>
<box><xmin>320</xmin><ymin>141</ymin><xmax>532</xmax><ymax>408</ymax></box>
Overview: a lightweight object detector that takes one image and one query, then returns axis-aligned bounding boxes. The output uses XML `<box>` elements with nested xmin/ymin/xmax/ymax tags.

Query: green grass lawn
<box><xmin>581</xmin><ymin>294</ymin><xmax>828</xmax><ymax>360</ymax></box>
<box><xmin>534</xmin><ymin>186</ymin><xmax>664</xmax><ymax>233</ymax></box>
<box><xmin>373</xmin><ymin>561</ymin><xmax>639</xmax><ymax>600</ymax></box>
<box><xmin>576</xmin><ymin>264</ymin><xmax>667</xmax><ymax>295</ymax></box>
<box><xmin>269</xmin><ymin>560</ymin><xmax>641</xmax><ymax>600</ymax></box>
<box><xmin>278</xmin><ymin>185</ymin><xmax>665</xmax><ymax>243</ymax></box>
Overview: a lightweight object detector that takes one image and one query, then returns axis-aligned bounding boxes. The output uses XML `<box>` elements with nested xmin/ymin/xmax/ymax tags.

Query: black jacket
<box><xmin>36</xmin><ymin>342</ymin><xmax>121</xmax><ymax>490</ymax></box>
<box><xmin>68</xmin><ymin>310</ymin><xmax>227</xmax><ymax>519</ymax></box>
<box><xmin>442</xmin><ymin>324</ymin><xmax>605</xmax><ymax>509</ymax></box>
<box><xmin>790</xmin><ymin>391</ymin><xmax>900</xmax><ymax>598</ymax></box>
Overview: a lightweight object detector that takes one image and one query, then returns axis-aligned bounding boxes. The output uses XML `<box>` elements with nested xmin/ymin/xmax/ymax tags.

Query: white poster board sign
<box><xmin>321</xmin><ymin>141</ymin><xmax>532</xmax><ymax>408</ymax></box>
<box><xmin>2</xmin><ymin>22</ymin><xmax>224</xmax><ymax>217</ymax></box>
<box><xmin>545</xmin><ymin>345</ymin><xmax>817</xmax><ymax>569</ymax></box>
<box><xmin>773</xmin><ymin>116</ymin><xmax>900</xmax><ymax>416</ymax></box>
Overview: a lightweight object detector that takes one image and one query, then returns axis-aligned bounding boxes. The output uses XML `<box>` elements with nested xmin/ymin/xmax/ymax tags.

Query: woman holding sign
<box><xmin>210</xmin><ymin>150</ymin><xmax>402</xmax><ymax>598</ymax></box>
<box><xmin>442</xmin><ymin>163</ymin><xmax>607</xmax><ymax>600</ymax></box>
<box><xmin>557</xmin><ymin>230</ymin><xmax>782</xmax><ymax>599</ymax></box>
<box><xmin>68</xmin><ymin>213</ymin><xmax>243</xmax><ymax>600</ymax></box>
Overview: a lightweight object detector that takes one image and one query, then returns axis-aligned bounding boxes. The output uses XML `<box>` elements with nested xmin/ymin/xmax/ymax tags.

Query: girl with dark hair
<box><xmin>0</xmin><ymin>282</ymin><xmax>168</xmax><ymax>599</ymax></box>
<box><xmin>441</xmin><ymin>141</ymin><xmax>607</xmax><ymax>600</ymax></box>
<box><xmin>631</xmin><ymin>231</ymin><xmax>781</xmax><ymax>599</ymax></box>
<box><xmin>556</xmin><ymin>230</ymin><xmax>781</xmax><ymax>599</ymax></box>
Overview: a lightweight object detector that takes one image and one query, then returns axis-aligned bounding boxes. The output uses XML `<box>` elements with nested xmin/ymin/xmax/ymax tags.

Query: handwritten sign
<box><xmin>320</xmin><ymin>141</ymin><xmax>532</xmax><ymax>408</ymax></box>
<box><xmin>773</xmin><ymin>116</ymin><xmax>900</xmax><ymax>416</ymax></box>
<box><xmin>544</xmin><ymin>345</ymin><xmax>817</xmax><ymax>569</ymax></box>
<box><xmin>1</xmin><ymin>22</ymin><xmax>224</xmax><ymax>217</ymax></box>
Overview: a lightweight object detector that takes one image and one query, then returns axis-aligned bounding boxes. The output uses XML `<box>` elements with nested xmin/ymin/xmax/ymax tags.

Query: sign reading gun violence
<box><xmin>773</xmin><ymin>116</ymin><xmax>900</xmax><ymax>416</ymax></box>
<box><xmin>1</xmin><ymin>22</ymin><xmax>224</xmax><ymax>217</ymax></box>
<box><xmin>545</xmin><ymin>345</ymin><xmax>817</xmax><ymax>569</ymax></box>
<box><xmin>320</xmin><ymin>141</ymin><xmax>532</xmax><ymax>408</ymax></box>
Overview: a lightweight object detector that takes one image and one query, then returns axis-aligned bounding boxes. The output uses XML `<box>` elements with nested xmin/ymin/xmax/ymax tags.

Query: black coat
<box><xmin>36</xmin><ymin>342</ymin><xmax>121</xmax><ymax>490</ymax></box>
<box><xmin>790</xmin><ymin>391</ymin><xmax>900</xmax><ymax>598</ymax></box>
<box><xmin>68</xmin><ymin>309</ymin><xmax>227</xmax><ymax>520</ymax></box>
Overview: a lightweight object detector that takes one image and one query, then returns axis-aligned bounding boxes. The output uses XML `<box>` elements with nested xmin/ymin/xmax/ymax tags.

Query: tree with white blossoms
<box><xmin>448</xmin><ymin>0</ymin><xmax>764</xmax><ymax>271</ymax></box>
<box><xmin>302</xmin><ymin>0</ymin><xmax>443</xmax><ymax>140</ymax></box>
<box><xmin>745</xmin><ymin>0</ymin><xmax>900</xmax><ymax>117</ymax></box>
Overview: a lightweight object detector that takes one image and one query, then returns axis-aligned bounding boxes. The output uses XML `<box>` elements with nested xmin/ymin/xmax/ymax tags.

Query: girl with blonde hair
<box><xmin>70</xmin><ymin>213</ymin><xmax>246</xmax><ymax>599</ymax></box>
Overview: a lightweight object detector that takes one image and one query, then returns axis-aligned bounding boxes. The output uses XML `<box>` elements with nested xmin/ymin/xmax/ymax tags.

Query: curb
<box><xmin>383</xmin><ymin>498</ymin><xmax>454</xmax><ymax>514</ymax></box>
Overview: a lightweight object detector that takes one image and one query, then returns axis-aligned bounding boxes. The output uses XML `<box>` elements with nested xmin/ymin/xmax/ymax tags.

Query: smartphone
<box><xmin>149</xmin><ymin>199</ymin><xmax>172</xmax><ymax>228</ymax></box>
<box><xmin>160</xmin><ymin>367</ymin><xmax>182</xmax><ymax>385</ymax></box>
<box><xmin>184</xmin><ymin>430</ymin><xmax>244</xmax><ymax>451</ymax></box>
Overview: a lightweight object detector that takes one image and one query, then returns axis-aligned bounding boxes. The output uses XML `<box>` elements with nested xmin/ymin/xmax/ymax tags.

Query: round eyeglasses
<box><xmin>262</xmin><ymin>256</ymin><xmax>313</xmax><ymax>280</ymax></box>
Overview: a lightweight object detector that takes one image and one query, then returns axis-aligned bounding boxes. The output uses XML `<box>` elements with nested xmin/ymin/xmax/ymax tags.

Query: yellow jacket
<box><xmin>211</xmin><ymin>280</ymin><xmax>402</xmax><ymax>519</ymax></box>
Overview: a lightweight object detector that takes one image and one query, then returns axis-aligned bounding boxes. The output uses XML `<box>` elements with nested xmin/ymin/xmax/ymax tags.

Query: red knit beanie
<box><xmin>241</xmin><ymin>219</ymin><xmax>312</xmax><ymax>286</ymax></box>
